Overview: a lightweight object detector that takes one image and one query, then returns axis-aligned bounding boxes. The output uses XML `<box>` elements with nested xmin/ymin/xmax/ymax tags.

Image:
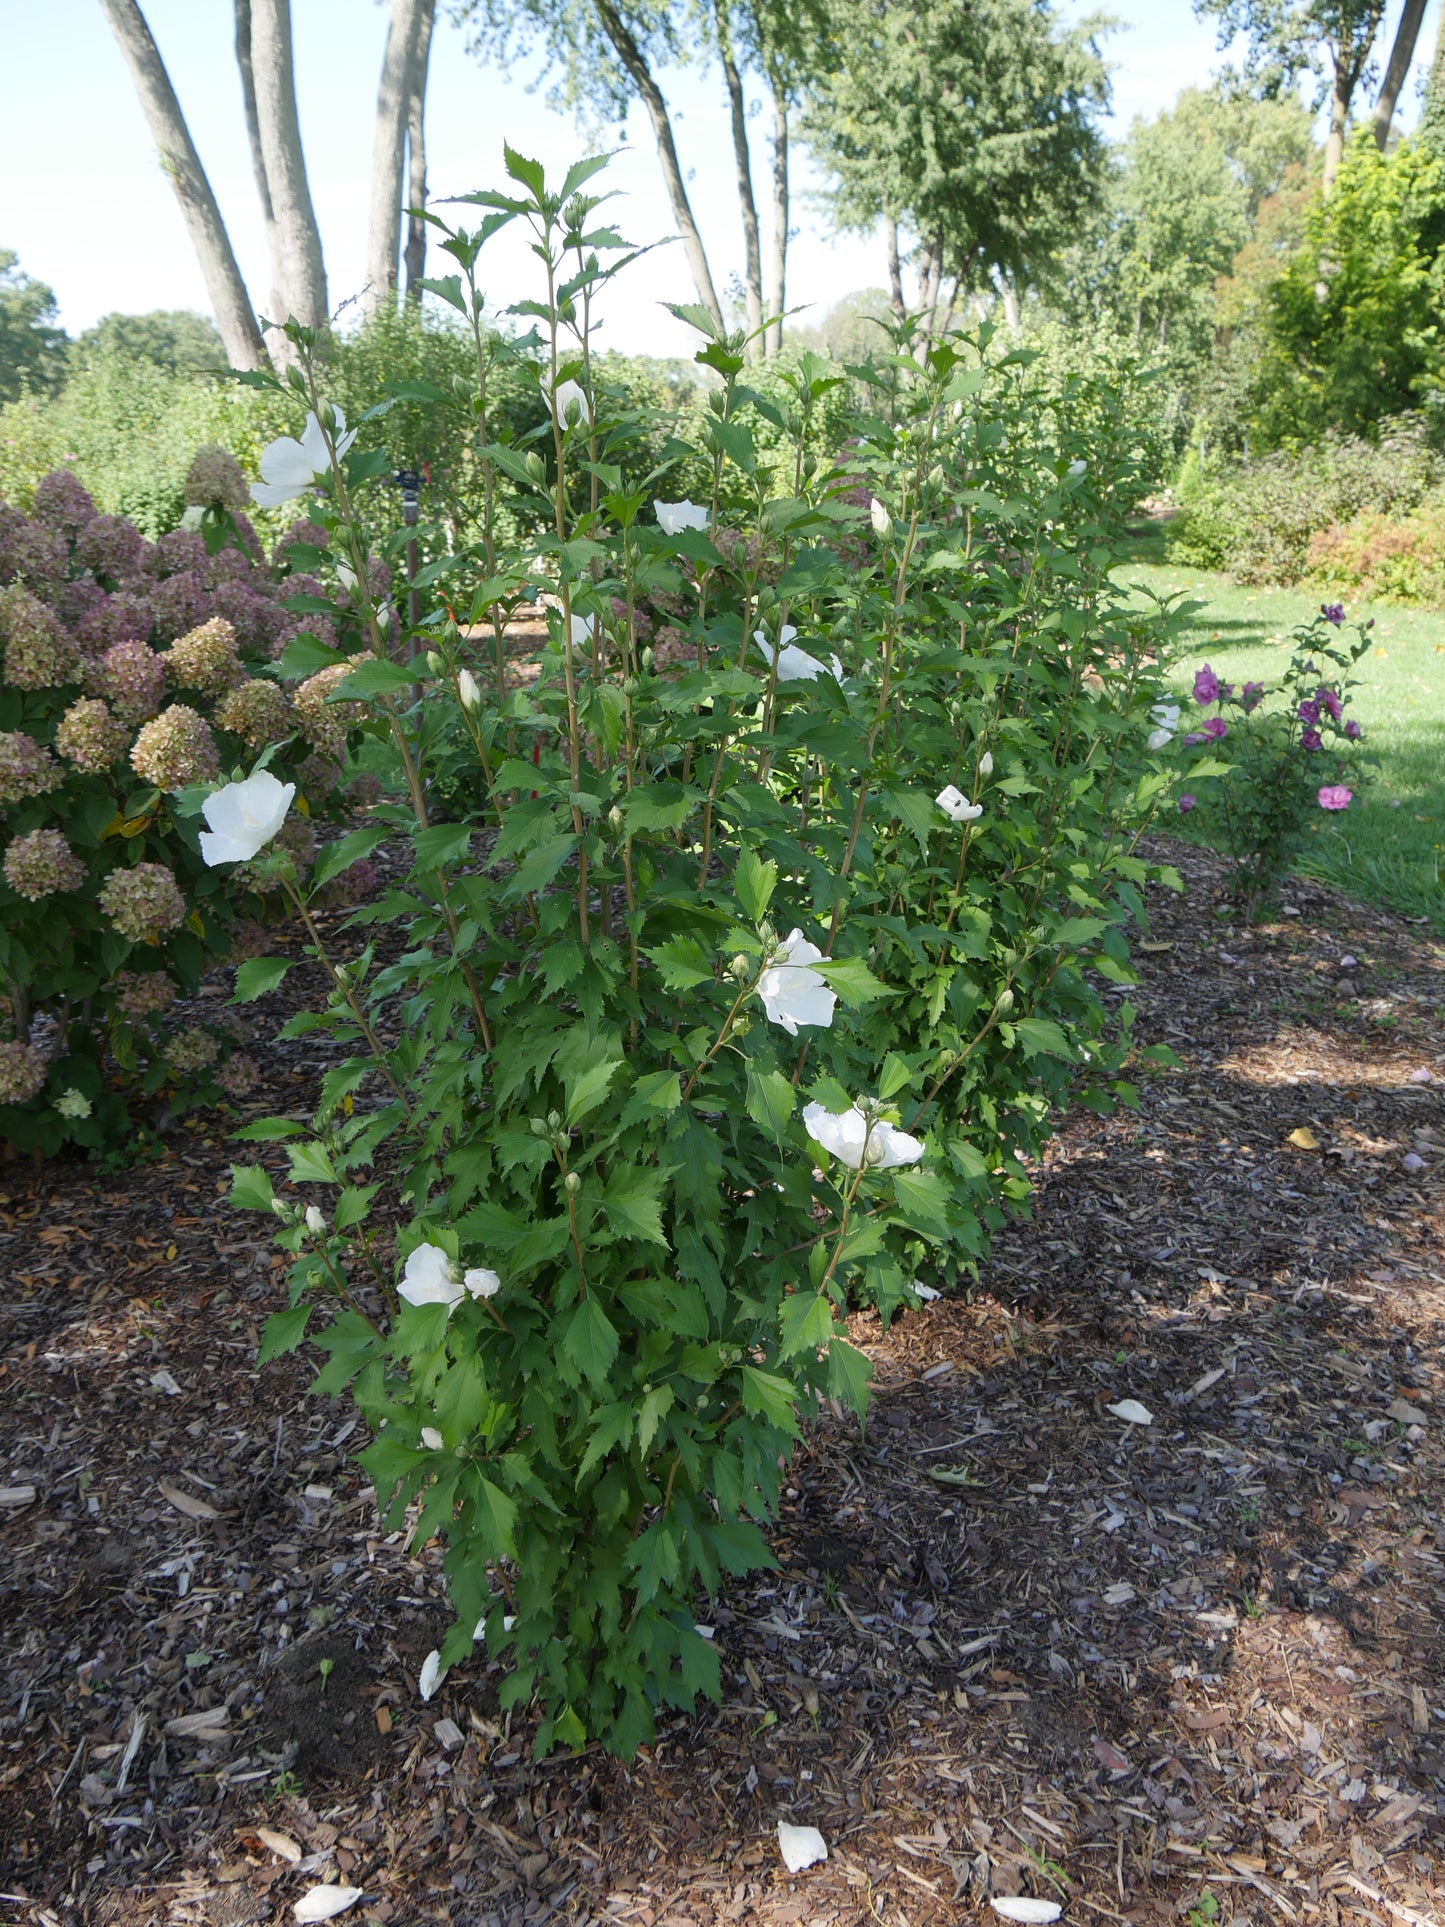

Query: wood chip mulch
<box><xmin>1</xmin><ymin>839</ymin><xmax>1442</xmax><ymax>1927</ymax></box>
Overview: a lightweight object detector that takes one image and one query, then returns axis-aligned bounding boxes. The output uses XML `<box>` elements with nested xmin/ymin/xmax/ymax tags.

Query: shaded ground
<box><xmin>2</xmin><ymin>842</ymin><xmax>1443</xmax><ymax>1927</ymax></box>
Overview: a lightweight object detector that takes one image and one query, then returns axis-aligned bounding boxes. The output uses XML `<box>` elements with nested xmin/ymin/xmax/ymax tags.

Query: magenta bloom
<box><xmin>1300</xmin><ymin>727</ymin><xmax>1323</xmax><ymax>751</ymax></box>
<box><xmin>1317</xmin><ymin>688</ymin><xmax>1343</xmax><ymax>722</ymax></box>
<box><xmin>1182</xmin><ymin>730</ymin><xmax>1207</xmax><ymax>746</ymax></box>
<box><xmin>1178</xmin><ymin>793</ymin><xmax>1197</xmax><ymax>814</ymax></box>
<box><xmin>1202</xmin><ymin>717</ymin><xmax>1228</xmax><ymax>739</ymax></box>
<box><xmin>1321</xmin><ymin>603</ymin><xmax>1345</xmax><ymax>626</ymax></box>
<box><xmin>1241</xmin><ymin>681</ymin><xmax>1264</xmax><ymax>711</ymax></box>
<box><xmin>1318</xmin><ymin>785</ymin><xmax>1353</xmax><ymax>811</ymax></box>
<box><xmin>1193</xmin><ymin>665</ymin><xmax>1220</xmax><ymax>704</ymax></box>
<box><xmin>1344</xmin><ymin>719</ymin><xmax>1362</xmax><ymax>739</ymax></box>
<box><xmin>1297</xmin><ymin>699</ymin><xmax>1320</xmax><ymax>724</ymax></box>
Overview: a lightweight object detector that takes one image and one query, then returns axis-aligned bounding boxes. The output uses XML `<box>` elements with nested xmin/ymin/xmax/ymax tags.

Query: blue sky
<box><xmin>3</xmin><ymin>0</ymin><xmax>1436</xmax><ymax>357</ymax></box>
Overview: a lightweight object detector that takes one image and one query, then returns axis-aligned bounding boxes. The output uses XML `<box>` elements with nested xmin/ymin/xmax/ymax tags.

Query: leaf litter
<box><xmin>0</xmin><ymin>837</ymin><xmax>1442</xmax><ymax>1925</ymax></box>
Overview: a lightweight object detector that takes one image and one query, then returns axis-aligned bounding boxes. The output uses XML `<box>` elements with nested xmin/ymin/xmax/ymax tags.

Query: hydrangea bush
<box><xmin>0</xmin><ymin>467</ymin><xmax>369</xmax><ymax>1154</ymax></box>
<box><xmin>1172</xmin><ymin>606</ymin><xmax>1372</xmax><ymax>909</ymax></box>
<box><xmin>224</xmin><ymin>151</ymin><xmax>1181</xmax><ymax>1759</ymax></box>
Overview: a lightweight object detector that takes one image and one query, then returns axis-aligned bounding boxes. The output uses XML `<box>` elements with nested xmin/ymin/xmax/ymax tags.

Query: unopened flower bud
<box><xmin>994</xmin><ymin>986</ymin><xmax>1014</xmax><ymax>1015</ymax></box>
<box><xmin>304</xmin><ymin>1205</ymin><xmax>325</xmax><ymax>1236</ymax></box>
<box><xmin>607</xmin><ymin>805</ymin><xmax>623</xmax><ymax>832</ymax></box>
<box><xmin>530</xmin><ymin>1115</ymin><xmax>550</xmax><ymax>1137</ymax></box>
<box><xmin>641</xmin><ymin>648</ymin><xmax>655</xmax><ymax>672</ymax></box>
<box><xmin>978</xmin><ymin>750</ymin><xmax>994</xmax><ymax>776</ymax></box>
<box><xmin>271</xmin><ymin>1198</ymin><xmax>289</xmax><ymax>1220</ymax></box>
<box><xmin>546</xmin><ymin>1110</ymin><xmax>562</xmax><ymax>1132</ymax></box>
<box><xmin>564</xmin><ymin>1170</ymin><xmax>582</xmax><ymax>1195</ymax></box>
<box><xmin>426</xmin><ymin>651</ymin><xmax>445</xmax><ymax>675</ymax></box>
<box><xmin>458</xmin><ymin>668</ymin><xmax>481</xmax><ymax>709</ymax></box>
<box><xmin>729</xmin><ymin>954</ymin><xmax>751</xmax><ymax>980</ymax></box>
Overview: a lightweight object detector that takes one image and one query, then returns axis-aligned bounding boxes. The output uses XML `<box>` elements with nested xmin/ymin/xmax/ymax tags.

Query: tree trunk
<box><xmin>100</xmin><ymin>0</ymin><xmax>266</xmax><ymax>370</ymax></box>
<box><xmin>591</xmin><ymin>0</ymin><xmax>724</xmax><ymax>330</ymax></box>
<box><xmin>251</xmin><ymin>0</ymin><xmax>328</xmax><ymax>327</ymax></box>
<box><xmin>714</xmin><ymin>0</ymin><xmax>763</xmax><ymax>347</ymax></box>
<box><xmin>1374</xmin><ymin>0</ymin><xmax>1427</xmax><ymax>148</ymax></box>
<box><xmin>404</xmin><ymin>0</ymin><xmax>436</xmax><ymax>302</ymax></box>
<box><xmin>918</xmin><ymin>232</ymin><xmax>944</xmax><ymax>345</ymax></box>
<box><xmin>234</xmin><ymin>0</ymin><xmax>293</xmax><ymax>359</ymax></box>
<box><xmin>998</xmin><ymin>273</ymin><xmax>1020</xmax><ymax>332</ymax></box>
<box><xmin>886</xmin><ymin>214</ymin><xmax>906</xmax><ymax>318</ymax></box>
<box><xmin>765</xmin><ymin>84</ymin><xmax>788</xmax><ymax>357</ymax></box>
<box><xmin>1322</xmin><ymin>66</ymin><xmax>1350</xmax><ymax>193</ymax></box>
<box><xmin>367</xmin><ymin>0</ymin><xmax>429</xmax><ymax>320</ymax></box>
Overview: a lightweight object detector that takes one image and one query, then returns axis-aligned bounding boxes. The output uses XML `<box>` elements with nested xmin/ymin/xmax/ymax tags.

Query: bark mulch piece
<box><xmin>2</xmin><ymin>838</ymin><xmax>1442</xmax><ymax>1926</ymax></box>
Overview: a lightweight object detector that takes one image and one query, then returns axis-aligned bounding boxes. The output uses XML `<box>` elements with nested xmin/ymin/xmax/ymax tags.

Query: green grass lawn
<box><xmin>1115</xmin><ymin>522</ymin><xmax>1445</xmax><ymax>929</ymax></box>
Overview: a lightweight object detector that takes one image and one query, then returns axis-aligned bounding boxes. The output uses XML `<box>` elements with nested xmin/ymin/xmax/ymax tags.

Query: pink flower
<box><xmin>1318</xmin><ymin>786</ymin><xmax>1353</xmax><ymax>811</ymax></box>
<box><xmin>1192</xmin><ymin>665</ymin><xmax>1219</xmax><ymax>704</ymax></box>
<box><xmin>1202</xmin><ymin>717</ymin><xmax>1228</xmax><ymax>739</ymax></box>
<box><xmin>1178</xmin><ymin>793</ymin><xmax>1197</xmax><ymax>813</ymax></box>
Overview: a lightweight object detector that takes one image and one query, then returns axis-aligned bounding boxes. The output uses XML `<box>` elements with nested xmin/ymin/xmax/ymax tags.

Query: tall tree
<box><xmin>1374</xmin><ymin>0</ymin><xmax>1428</xmax><ymax>147</ymax></box>
<box><xmin>367</xmin><ymin>0</ymin><xmax>434</xmax><ymax>318</ymax></box>
<box><xmin>0</xmin><ymin>250</ymin><xmax>70</xmax><ymax>402</ymax></box>
<box><xmin>98</xmin><ymin>0</ymin><xmax>266</xmax><ymax>369</ymax></box>
<box><xmin>455</xmin><ymin>0</ymin><xmax>725</xmax><ymax>328</ymax></box>
<box><xmin>250</xmin><ymin>0</ymin><xmax>329</xmax><ymax>327</ymax></box>
<box><xmin>1194</xmin><ymin>0</ymin><xmax>1389</xmax><ymax>192</ymax></box>
<box><xmin>712</xmin><ymin>0</ymin><xmax>764</xmax><ymax>342</ymax></box>
<box><xmin>234</xmin><ymin>0</ymin><xmax>283</xmax><ymax>330</ymax></box>
<box><xmin>404</xmin><ymin>1</ymin><xmax>438</xmax><ymax>299</ymax></box>
<box><xmin>802</xmin><ymin>0</ymin><xmax>1109</xmax><ymax>339</ymax></box>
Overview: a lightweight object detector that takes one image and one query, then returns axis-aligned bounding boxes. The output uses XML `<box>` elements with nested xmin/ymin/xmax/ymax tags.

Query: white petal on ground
<box><xmin>1106</xmin><ymin>1399</ymin><xmax>1154</xmax><ymax>1426</ymax></box>
<box><xmin>991</xmin><ymin>1899</ymin><xmax>1063</xmax><ymax>1924</ymax></box>
<box><xmin>292</xmin><ymin>1888</ymin><xmax>364</xmax><ymax>1923</ymax></box>
<box><xmin>418</xmin><ymin>1650</ymin><xmax>443</xmax><ymax>1701</ymax></box>
<box><xmin>777</xmin><ymin>1821</ymin><xmax>828</xmax><ymax>1871</ymax></box>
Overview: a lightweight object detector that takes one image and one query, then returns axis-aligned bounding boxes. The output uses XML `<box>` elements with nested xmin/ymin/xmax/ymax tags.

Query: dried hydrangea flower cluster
<box><xmin>130</xmin><ymin>703</ymin><xmax>220</xmax><ymax>790</ymax></box>
<box><xmin>3</xmin><ymin>828</ymin><xmax>85</xmax><ymax>901</ymax></box>
<box><xmin>0</xmin><ymin>730</ymin><xmax>63</xmax><ymax>806</ymax></box>
<box><xmin>165</xmin><ymin>1026</ymin><xmax>220</xmax><ymax>1075</ymax></box>
<box><xmin>184</xmin><ymin>445</ymin><xmax>250</xmax><ymax>513</ymax></box>
<box><xmin>214</xmin><ymin>1052</ymin><xmax>259</xmax><ymax>1098</ymax></box>
<box><xmin>113</xmin><ymin>970</ymin><xmax>178</xmax><ymax>1023</ymax></box>
<box><xmin>165</xmin><ymin>616</ymin><xmax>243</xmax><ymax>696</ymax></box>
<box><xmin>294</xmin><ymin>655</ymin><xmax>372</xmax><ymax>758</ymax></box>
<box><xmin>96</xmin><ymin>862</ymin><xmax>187</xmax><ymax>942</ymax></box>
<box><xmin>54</xmin><ymin>697</ymin><xmax>129</xmax><ymax>772</ymax></box>
<box><xmin>89</xmin><ymin>637</ymin><xmax>166</xmax><ymax>723</ymax></box>
<box><xmin>0</xmin><ymin>1038</ymin><xmax>48</xmax><ymax>1106</ymax></box>
<box><xmin>212</xmin><ymin>677</ymin><xmax>290</xmax><ymax>747</ymax></box>
<box><xmin>0</xmin><ymin>585</ymin><xmax>82</xmax><ymax>689</ymax></box>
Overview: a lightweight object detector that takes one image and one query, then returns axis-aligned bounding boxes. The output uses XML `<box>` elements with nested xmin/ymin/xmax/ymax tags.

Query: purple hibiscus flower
<box><xmin>1317</xmin><ymin>688</ymin><xmax>1343</xmax><ymax>722</ymax></box>
<box><xmin>1202</xmin><ymin>717</ymin><xmax>1229</xmax><ymax>739</ymax></box>
<box><xmin>1241</xmin><ymin>681</ymin><xmax>1265</xmax><ymax>711</ymax></box>
<box><xmin>1321</xmin><ymin>603</ymin><xmax>1345</xmax><ymax>626</ymax></box>
<box><xmin>1298</xmin><ymin>699</ymin><xmax>1320</xmax><ymax>725</ymax></box>
<box><xmin>1178</xmin><ymin>794</ymin><xmax>1197</xmax><ymax>813</ymax></box>
<box><xmin>1300</xmin><ymin>727</ymin><xmax>1323</xmax><ymax>751</ymax></box>
<box><xmin>1344</xmin><ymin>719</ymin><xmax>1363</xmax><ymax>739</ymax></box>
<box><xmin>1193</xmin><ymin>665</ymin><xmax>1220</xmax><ymax>705</ymax></box>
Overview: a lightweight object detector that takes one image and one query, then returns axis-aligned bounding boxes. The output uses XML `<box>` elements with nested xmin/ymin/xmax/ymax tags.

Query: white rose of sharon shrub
<box><xmin>935</xmin><ymin>784</ymin><xmax>983</xmax><ymax>823</ymax></box>
<box><xmin>803</xmin><ymin>1102</ymin><xmax>924</xmax><ymax>1171</ymax></box>
<box><xmin>755</xmin><ymin>929</ymin><xmax>837</xmax><ymax>1036</ymax></box>
<box><xmin>250</xmin><ymin>407</ymin><xmax>357</xmax><ymax>508</ymax></box>
<box><xmin>229</xmin><ymin>151</ymin><xmax>1177</xmax><ymax>1767</ymax></box>
<box><xmin>198</xmin><ymin>771</ymin><xmax>295</xmax><ymax>866</ymax></box>
<box><xmin>754</xmin><ymin>625</ymin><xmax>842</xmax><ymax>683</ymax></box>
<box><xmin>655</xmin><ymin>499</ymin><xmax>710</xmax><ymax>534</ymax></box>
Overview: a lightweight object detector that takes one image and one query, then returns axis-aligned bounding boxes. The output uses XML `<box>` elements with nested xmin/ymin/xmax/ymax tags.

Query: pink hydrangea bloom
<box><xmin>91</xmin><ymin>638</ymin><xmax>166</xmax><ymax>722</ymax></box>
<box><xmin>130</xmin><ymin>703</ymin><xmax>220</xmax><ymax>790</ymax></box>
<box><xmin>0</xmin><ymin>1038</ymin><xmax>48</xmax><ymax>1106</ymax></box>
<box><xmin>3</xmin><ymin>828</ymin><xmax>85</xmax><ymax>901</ymax></box>
<box><xmin>0</xmin><ymin>730</ymin><xmax>63</xmax><ymax>806</ymax></box>
<box><xmin>31</xmin><ymin>470</ymin><xmax>97</xmax><ymax>537</ymax></box>
<box><xmin>97</xmin><ymin>861</ymin><xmax>187</xmax><ymax>942</ymax></box>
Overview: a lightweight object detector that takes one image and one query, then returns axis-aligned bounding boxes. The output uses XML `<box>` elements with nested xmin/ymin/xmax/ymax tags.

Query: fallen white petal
<box><xmin>912</xmin><ymin>1280</ymin><xmax>942</xmax><ymax>1302</ymax></box>
<box><xmin>1107</xmin><ymin>1399</ymin><xmax>1153</xmax><ymax>1426</ymax></box>
<box><xmin>293</xmin><ymin>1888</ymin><xmax>364</xmax><ymax>1923</ymax></box>
<box><xmin>991</xmin><ymin>1900</ymin><xmax>1062</xmax><ymax>1924</ymax></box>
<box><xmin>418</xmin><ymin>1650</ymin><xmax>443</xmax><ymax>1701</ymax></box>
<box><xmin>777</xmin><ymin>1821</ymin><xmax>828</xmax><ymax>1871</ymax></box>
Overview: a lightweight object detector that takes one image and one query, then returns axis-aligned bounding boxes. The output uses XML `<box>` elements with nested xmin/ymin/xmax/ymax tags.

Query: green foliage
<box><xmin>228</xmin><ymin>151</ymin><xmax>1179</xmax><ymax>1763</ymax></box>
<box><xmin>1251</xmin><ymin>131</ymin><xmax>1445</xmax><ymax>447</ymax></box>
<box><xmin>1168</xmin><ymin>412</ymin><xmax>1445</xmax><ymax>580</ymax></box>
<box><xmin>76</xmin><ymin>311</ymin><xmax>225</xmax><ymax>376</ymax></box>
<box><xmin>1171</xmin><ymin>612</ymin><xmax>1372</xmax><ymax>906</ymax></box>
<box><xmin>0</xmin><ymin>249</ymin><xmax>69</xmax><ymax>404</ymax></box>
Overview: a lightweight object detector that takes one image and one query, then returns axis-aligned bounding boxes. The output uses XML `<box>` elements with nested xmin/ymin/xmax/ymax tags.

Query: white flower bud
<box><xmin>457</xmin><ymin>668</ymin><xmax>481</xmax><ymax>709</ymax></box>
<box><xmin>304</xmin><ymin>1205</ymin><xmax>325</xmax><ymax>1236</ymax></box>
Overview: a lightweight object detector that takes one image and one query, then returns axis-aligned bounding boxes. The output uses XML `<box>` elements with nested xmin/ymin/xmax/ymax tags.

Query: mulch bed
<box><xmin>2</xmin><ymin>840</ymin><xmax>1442</xmax><ymax>1927</ymax></box>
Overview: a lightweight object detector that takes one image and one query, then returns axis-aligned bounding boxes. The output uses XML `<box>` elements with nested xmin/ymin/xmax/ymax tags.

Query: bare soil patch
<box><xmin>2</xmin><ymin>841</ymin><xmax>1442</xmax><ymax>1926</ymax></box>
